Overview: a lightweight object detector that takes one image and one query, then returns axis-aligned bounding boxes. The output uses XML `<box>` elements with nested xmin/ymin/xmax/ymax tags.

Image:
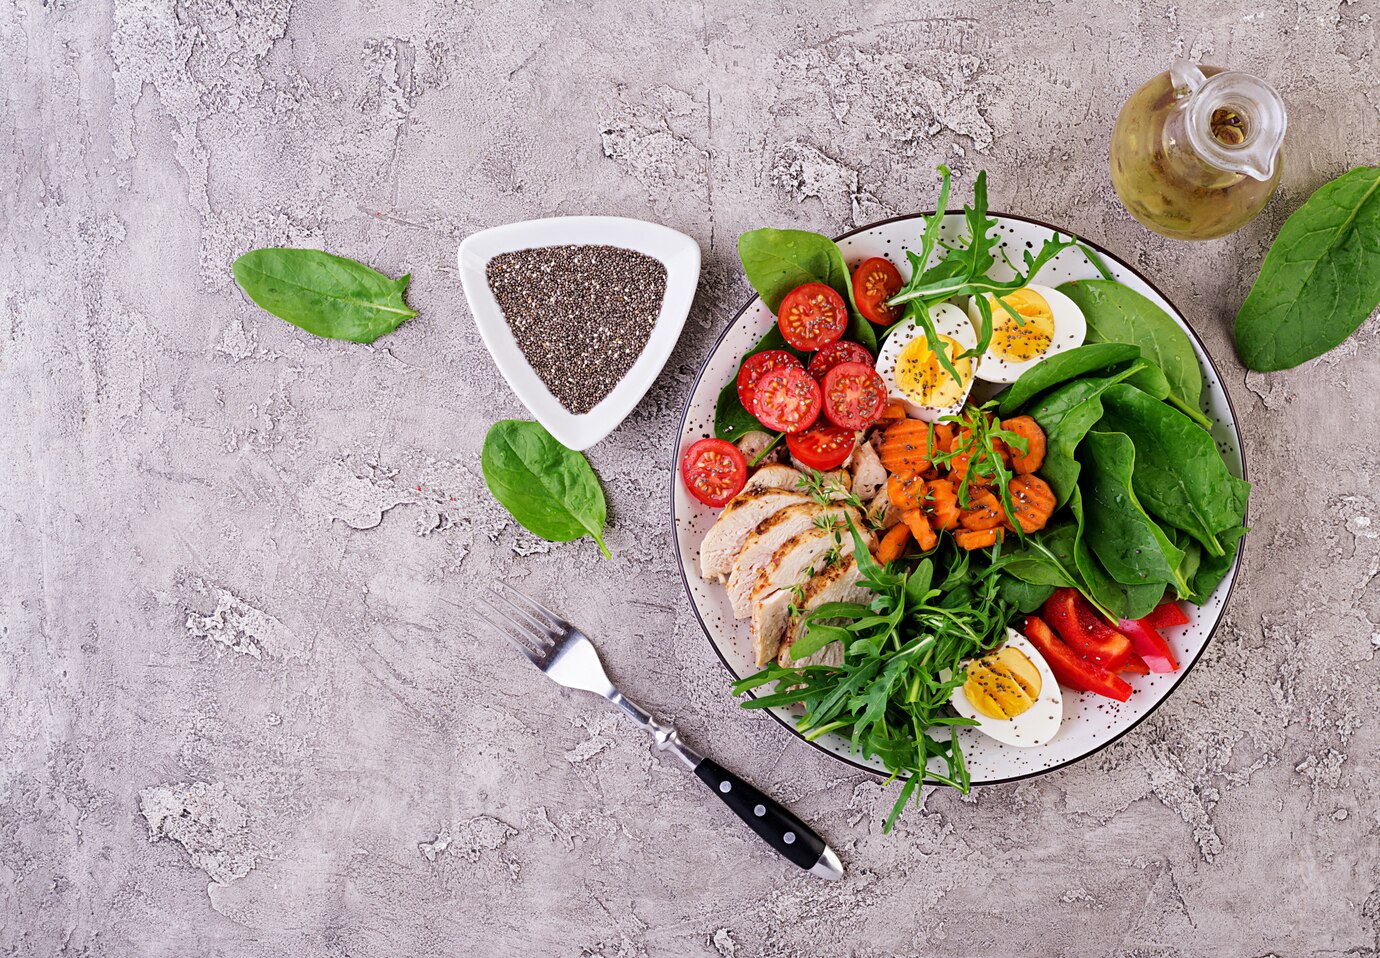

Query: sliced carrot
<box><xmin>960</xmin><ymin>489</ymin><xmax>1006</xmax><ymax>531</ymax></box>
<box><xmin>900</xmin><ymin>509</ymin><xmax>937</xmax><ymax>551</ymax></box>
<box><xmin>1001</xmin><ymin>416</ymin><xmax>1047</xmax><ymax>474</ymax></box>
<box><xmin>955</xmin><ymin>527</ymin><xmax>1004</xmax><ymax>550</ymax></box>
<box><xmin>878</xmin><ymin>420</ymin><xmax>933</xmax><ymax>477</ymax></box>
<box><xmin>887</xmin><ymin>472</ymin><xmax>928</xmax><ymax>511</ymax></box>
<box><xmin>923</xmin><ymin>479</ymin><xmax>962</xmax><ymax>530</ymax></box>
<box><xmin>1006</xmin><ymin>474</ymin><xmax>1056</xmax><ymax>533</ymax></box>
<box><xmin>931</xmin><ymin>422</ymin><xmax>958</xmax><ymax>455</ymax></box>
<box><xmin>880</xmin><ymin>400</ymin><xmax>907</xmax><ymax>420</ymax></box>
<box><xmin>875</xmin><ymin>523</ymin><xmax>911</xmax><ymax>565</ymax></box>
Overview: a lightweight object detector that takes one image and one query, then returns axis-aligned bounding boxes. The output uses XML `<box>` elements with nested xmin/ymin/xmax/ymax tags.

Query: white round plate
<box><xmin>670</xmin><ymin>212</ymin><xmax>1247</xmax><ymax>786</ymax></box>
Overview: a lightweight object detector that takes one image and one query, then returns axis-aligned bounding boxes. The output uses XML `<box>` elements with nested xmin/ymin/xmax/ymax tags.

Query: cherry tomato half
<box><xmin>778</xmin><ymin>283</ymin><xmax>848</xmax><ymax>351</ymax></box>
<box><xmin>736</xmin><ymin>349</ymin><xmax>802</xmax><ymax>415</ymax></box>
<box><xmin>807</xmin><ymin>340</ymin><xmax>873</xmax><ymax>380</ymax></box>
<box><xmin>680</xmin><ymin>438</ymin><xmax>747</xmax><ymax>508</ymax></box>
<box><xmin>787</xmin><ymin>422</ymin><xmax>857</xmax><ymax>471</ymax></box>
<box><xmin>852</xmin><ymin>257</ymin><xmax>903</xmax><ymax>326</ymax></box>
<box><xmin>753</xmin><ymin>366</ymin><xmax>822</xmax><ymax>434</ymax></box>
<box><xmin>821</xmin><ymin>361</ymin><xmax>887</xmax><ymax>430</ymax></box>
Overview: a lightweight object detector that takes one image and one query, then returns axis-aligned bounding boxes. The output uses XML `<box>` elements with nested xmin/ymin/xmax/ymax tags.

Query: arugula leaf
<box><xmin>1057</xmin><ymin>279</ymin><xmax>1210</xmax><ymax>428</ymax></box>
<box><xmin>481</xmin><ymin>420</ymin><xmax>610</xmax><ymax>558</ymax></box>
<box><xmin>1234</xmin><ymin>167</ymin><xmax>1380</xmax><ymax>372</ymax></box>
<box><xmin>737</xmin><ymin>228</ymin><xmax>875</xmax><ymax>351</ymax></box>
<box><xmin>232</xmin><ymin>248</ymin><xmax>417</xmax><ymax>344</ymax></box>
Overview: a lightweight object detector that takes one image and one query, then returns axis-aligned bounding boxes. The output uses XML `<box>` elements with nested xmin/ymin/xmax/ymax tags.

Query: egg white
<box><xmin>949</xmin><ymin>629</ymin><xmax>1063</xmax><ymax>748</ymax></box>
<box><xmin>966</xmin><ymin>283</ymin><xmax>1087</xmax><ymax>385</ymax></box>
<box><xmin>875</xmin><ymin>302</ymin><xmax>977</xmax><ymax>423</ymax></box>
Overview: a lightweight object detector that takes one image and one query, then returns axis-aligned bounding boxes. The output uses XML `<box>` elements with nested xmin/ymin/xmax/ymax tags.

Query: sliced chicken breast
<box><xmin>750</xmin><ymin>519</ymin><xmax>871</xmax><ymax>610</ymax></box>
<box><xmin>751</xmin><ymin>557</ymin><xmax>870</xmax><ymax>667</ymax></box>
<box><xmin>725</xmin><ymin>503</ymin><xmax>856</xmax><ymax>618</ymax></box>
<box><xmin>850</xmin><ymin>440</ymin><xmax>887</xmax><ymax>502</ymax></box>
<box><xmin>699</xmin><ymin>468</ymin><xmax>853</xmax><ymax>581</ymax></box>
<box><xmin>776</xmin><ymin>559</ymin><xmax>871</xmax><ymax>668</ymax></box>
<box><xmin>866</xmin><ymin>487</ymin><xmax>901</xmax><ymax>530</ymax></box>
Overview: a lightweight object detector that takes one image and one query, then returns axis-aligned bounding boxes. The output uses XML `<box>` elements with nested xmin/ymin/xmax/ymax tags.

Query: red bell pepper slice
<box><xmin>1042</xmin><ymin>588</ymin><xmax>1133</xmax><ymax>670</ymax></box>
<box><xmin>1120</xmin><ymin>651</ymin><xmax>1150</xmax><ymax>675</ymax></box>
<box><xmin>1024</xmin><ymin>616</ymin><xmax>1133</xmax><ymax>702</ymax></box>
<box><xmin>1115</xmin><ymin>617</ymin><xmax>1180</xmax><ymax>674</ymax></box>
<box><xmin>1142</xmin><ymin>602</ymin><xmax>1189</xmax><ymax>630</ymax></box>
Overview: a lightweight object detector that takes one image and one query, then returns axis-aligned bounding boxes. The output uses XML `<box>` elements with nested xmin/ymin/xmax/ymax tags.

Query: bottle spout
<box><xmin>1185</xmin><ymin>69</ymin><xmax>1287</xmax><ymax>181</ymax></box>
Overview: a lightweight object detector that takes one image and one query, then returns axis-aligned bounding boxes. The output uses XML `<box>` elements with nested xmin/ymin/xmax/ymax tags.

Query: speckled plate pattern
<box><xmin>670</xmin><ymin>212</ymin><xmax>1247</xmax><ymax>786</ymax></box>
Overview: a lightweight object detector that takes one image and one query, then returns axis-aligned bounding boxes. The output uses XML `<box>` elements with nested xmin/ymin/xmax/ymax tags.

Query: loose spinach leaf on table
<box><xmin>1098</xmin><ymin>384</ymin><xmax>1251</xmax><ymax>557</ymax></box>
<box><xmin>737</xmin><ymin>228</ymin><xmax>876</xmax><ymax>352</ymax></box>
<box><xmin>1234</xmin><ymin>166</ymin><xmax>1380</xmax><ymax>372</ymax></box>
<box><xmin>1058</xmin><ymin>279</ymin><xmax>1210</xmax><ymax>428</ymax></box>
<box><xmin>1077</xmin><ymin>430</ymin><xmax>1189</xmax><ymax>594</ymax></box>
<box><xmin>1068</xmin><ymin>487</ymin><xmax>1166</xmax><ymax>620</ymax></box>
<box><xmin>996</xmin><ymin>342</ymin><xmax>1141</xmax><ymax>417</ymax></box>
<box><xmin>481</xmin><ymin>420</ymin><xmax>611</xmax><ymax>558</ymax></box>
<box><xmin>232</xmin><ymin>248</ymin><xmax>417</xmax><ymax>344</ymax></box>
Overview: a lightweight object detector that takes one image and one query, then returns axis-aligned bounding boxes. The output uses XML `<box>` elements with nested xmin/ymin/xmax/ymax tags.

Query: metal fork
<box><xmin>476</xmin><ymin>581</ymin><xmax>844</xmax><ymax>880</ymax></box>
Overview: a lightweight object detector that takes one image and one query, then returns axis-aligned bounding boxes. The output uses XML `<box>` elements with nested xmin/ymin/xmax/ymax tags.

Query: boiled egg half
<box><xmin>949</xmin><ymin>629</ymin><xmax>1063</xmax><ymax>747</ymax></box>
<box><xmin>965</xmin><ymin>284</ymin><xmax>1087</xmax><ymax>384</ymax></box>
<box><xmin>875</xmin><ymin>302</ymin><xmax>976</xmax><ymax>422</ymax></box>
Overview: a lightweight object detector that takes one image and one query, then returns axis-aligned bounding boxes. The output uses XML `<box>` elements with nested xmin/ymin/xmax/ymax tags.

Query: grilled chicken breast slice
<box><xmin>725</xmin><ymin>503</ymin><xmax>859</xmax><ymax>618</ymax></box>
<box><xmin>699</xmin><ymin>468</ymin><xmax>853</xmax><ymax>581</ymax></box>
<box><xmin>751</xmin><ymin>556</ymin><xmax>869</xmax><ymax>667</ymax></box>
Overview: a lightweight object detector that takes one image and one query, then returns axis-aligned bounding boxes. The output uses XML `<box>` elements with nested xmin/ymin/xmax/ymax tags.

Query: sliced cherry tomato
<box><xmin>753</xmin><ymin>366</ymin><xmax>822</xmax><ymax>434</ymax></box>
<box><xmin>679</xmin><ymin>438</ymin><xmax>747</xmax><ymax>508</ymax></box>
<box><xmin>736</xmin><ymin>350</ymin><xmax>802</xmax><ymax>415</ymax></box>
<box><xmin>778</xmin><ymin>283</ymin><xmax>848</xmax><ymax>351</ymax></box>
<box><xmin>1115</xmin><ymin>618</ymin><xmax>1180</xmax><ymax>674</ymax></box>
<box><xmin>821</xmin><ymin>361</ymin><xmax>887</xmax><ymax>430</ymax></box>
<box><xmin>786</xmin><ymin>423</ymin><xmax>856</xmax><ymax>471</ymax></box>
<box><xmin>1024</xmin><ymin>615</ymin><xmax>1133</xmax><ymax>702</ymax></box>
<box><xmin>852</xmin><ymin>257</ymin><xmax>903</xmax><ymax>326</ymax></box>
<box><xmin>1142</xmin><ymin>602</ymin><xmax>1190</xmax><ymax>630</ymax></box>
<box><xmin>807</xmin><ymin>340</ymin><xmax>873</xmax><ymax>380</ymax></box>
<box><xmin>1043</xmin><ymin>588</ymin><xmax>1132</xmax><ymax>670</ymax></box>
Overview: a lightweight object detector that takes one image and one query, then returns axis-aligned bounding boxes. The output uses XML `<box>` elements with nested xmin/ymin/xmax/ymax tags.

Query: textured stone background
<box><xmin>3</xmin><ymin>1</ymin><xmax>1379</xmax><ymax>955</ymax></box>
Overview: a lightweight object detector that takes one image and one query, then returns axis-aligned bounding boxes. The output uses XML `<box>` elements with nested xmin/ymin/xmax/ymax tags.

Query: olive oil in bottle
<box><xmin>1110</xmin><ymin>61</ymin><xmax>1287</xmax><ymax>241</ymax></box>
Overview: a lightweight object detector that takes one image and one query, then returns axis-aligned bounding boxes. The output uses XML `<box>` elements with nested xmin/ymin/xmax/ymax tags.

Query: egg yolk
<box><xmin>984</xmin><ymin>288</ymin><xmax>1055</xmax><ymax>362</ymax></box>
<box><xmin>963</xmin><ymin>647</ymin><xmax>1043</xmax><ymax>721</ymax></box>
<box><xmin>895</xmin><ymin>334</ymin><xmax>973</xmax><ymax>408</ymax></box>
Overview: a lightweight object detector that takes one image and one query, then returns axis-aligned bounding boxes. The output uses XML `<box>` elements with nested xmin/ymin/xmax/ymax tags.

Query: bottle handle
<box><xmin>1170</xmin><ymin>59</ymin><xmax>1207</xmax><ymax>96</ymax></box>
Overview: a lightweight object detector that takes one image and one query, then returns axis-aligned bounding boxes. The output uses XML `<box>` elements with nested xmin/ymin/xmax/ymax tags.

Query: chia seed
<box><xmin>485</xmin><ymin>244</ymin><xmax>667</xmax><ymax>415</ymax></box>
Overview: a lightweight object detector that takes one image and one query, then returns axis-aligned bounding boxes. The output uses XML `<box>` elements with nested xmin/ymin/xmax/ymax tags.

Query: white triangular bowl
<box><xmin>458</xmin><ymin>216</ymin><xmax>701</xmax><ymax>451</ymax></box>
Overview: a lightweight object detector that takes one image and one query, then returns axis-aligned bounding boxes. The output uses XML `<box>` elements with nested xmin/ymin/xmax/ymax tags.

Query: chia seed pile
<box><xmin>486</xmin><ymin>244</ymin><xmax>668</xmax><ymax>415</ymax></box>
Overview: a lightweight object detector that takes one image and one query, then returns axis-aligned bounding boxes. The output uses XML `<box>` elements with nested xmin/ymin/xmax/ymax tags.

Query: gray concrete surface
<box><xmin>3</xmin><ymin>1</ymin><xmax>1379</xmax><ymax>955</ymax></box>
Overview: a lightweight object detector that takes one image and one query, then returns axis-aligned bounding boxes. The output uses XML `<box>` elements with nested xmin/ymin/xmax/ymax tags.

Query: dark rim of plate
<box><xmin>668</xmin><ymin>210</ymin><xmax>1248</xmax><ymax>788</ymax></box>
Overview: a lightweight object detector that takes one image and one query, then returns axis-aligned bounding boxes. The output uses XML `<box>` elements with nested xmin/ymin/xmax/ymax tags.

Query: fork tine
<box><xmin>483</xmin><ymin>586</ymin><xmax>558</xmax><ymax>645</ymax></box>
<box><xmin>493</xmin><ymin>582</ymin><xmax>566</xmax><ymax>631</ymax></box>
<box><xmin>474</xmin><ymin>597</ymin><xmax>546</xmax><ymax>663</ymax></box>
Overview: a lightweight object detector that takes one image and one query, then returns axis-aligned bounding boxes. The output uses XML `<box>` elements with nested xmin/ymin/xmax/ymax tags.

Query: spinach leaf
<box><xmin>1068</xmin><ymin>487</ymin><xmax>1165</xmax><ymax>620</ymax></box>
<box><xmin>1058</xmin><ymin>279</ymin><xmax>1210</xmax><ymax>428</ymax></box>
<box><xmin>1189</xmin><ymin>526</ymin><xmax>1246</xmax><ymax>602</ymax></box>
<box><xmin>1077</xmin><ymin>430</ymin><xmax>1188</xmax><ymax>593</ymax></box>
<box><xmin>1026</xmin><ymin>363</ymin><xmax>1145</xmax><ymax>506</ymax></box>
<box><xmin>737</xmin><ymin>228</ymin><xmax>875</xmax><ymax>351</ymax></box>
<box><xmin>1234</xmin><ymin>167</ymin><xmax>1380</xmax><ymax>371</ymax></box>
<box><xmin>712</xmin><ymin>327</ymin><xmax>804</xmax><ymax>441</ymax></box>
<box><xmin>481</xmin><ymin>420</ymin><xmax>610</xmax><ymax>558</ymax></box>
<box><xmin>997</xmin><ymin>575</ymin><xmax>1055</xmax><ymax>612</ymax></box>
<box><xmin>232</xmin><ymin>248</ymin><xmax>417</xmax><ymax>344</ymax></box>
<box><xmin>1098</xmin><ymin>384</ymin><xmax>1251</xmax><ymax>556</ymax></box>
<box><xmin>996</xmin><ymin>342</ymin><xmax>1140</xmax><ymax>416</ymax></box>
